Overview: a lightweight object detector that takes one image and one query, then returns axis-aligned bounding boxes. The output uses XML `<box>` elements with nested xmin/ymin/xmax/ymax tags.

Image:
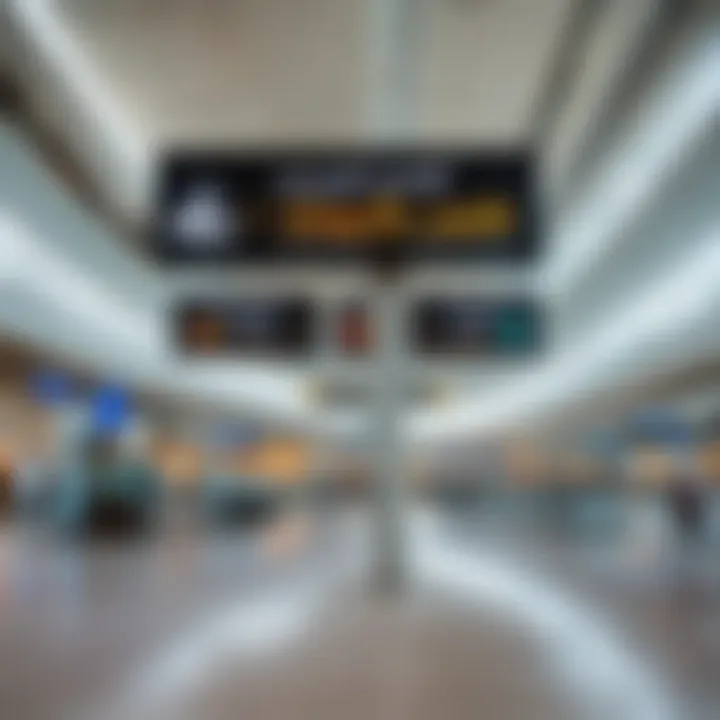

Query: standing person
<box><xmin>666</xmin><ymin>456</ymin><xmax>706</xmax><ymax>545</ymax></box>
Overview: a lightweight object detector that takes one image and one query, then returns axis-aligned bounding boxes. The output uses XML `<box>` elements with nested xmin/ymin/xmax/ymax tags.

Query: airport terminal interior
<box><xmin>0</xmin><ymin>1</ymin><xmax>719</xmax><ymax>718</ymax></box>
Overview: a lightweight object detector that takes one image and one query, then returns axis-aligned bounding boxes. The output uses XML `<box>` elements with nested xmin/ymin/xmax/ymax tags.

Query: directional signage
<box><xmin>91</xmin><ymin>384</ymin><xmax>133</xmax><ymax>437</ymax></box>
<box><xmin>410</xmin><ymin>297</ymin><xmax>542</xmax><ymax>358</ymax></box>
<box><xmin>175</xmin><ymin>298</ymin><xmax>314</xmax><ymax>358</ymax></box>
<box><xmin>153</xmin><ymin>150</ymin><xmax>537</xmax><ymax>266</ymax></box>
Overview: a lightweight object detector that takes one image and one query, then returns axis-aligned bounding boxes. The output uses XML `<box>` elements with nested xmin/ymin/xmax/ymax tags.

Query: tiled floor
<box><xmin>0</xmin><ymin>507</ymin><xmax>717</xmax><ymax>720</ymax></box>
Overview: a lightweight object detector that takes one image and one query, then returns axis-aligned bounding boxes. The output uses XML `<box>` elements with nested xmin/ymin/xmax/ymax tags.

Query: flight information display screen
<box><xmin>410</xmin><ymin>297</ymin><xmax>542</xmax><ymax>358</ymax></box>
<box><xmin>175</xmin><ymin>299</ymin><xmax>314</xmax><ymax>358</ymax></box>
<box><xmin>153</xmin><ymin>150</ymin><xmax>537</xmax><ymax>265</ymax></box>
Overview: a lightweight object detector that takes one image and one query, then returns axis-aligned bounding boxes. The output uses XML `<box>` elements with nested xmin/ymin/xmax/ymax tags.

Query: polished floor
<box><xmin>0</xmin><ymin>504</ymin><xmax>718</xmax><ymax>720</ymax></box>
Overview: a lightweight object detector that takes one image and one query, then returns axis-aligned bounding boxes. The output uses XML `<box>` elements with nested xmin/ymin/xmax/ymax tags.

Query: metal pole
<box><xmin>364</xmin><ymin>0</ymin><xmax>432</xmax><ymax>589</ymax></box>
<box><xmin>372</xmin><ymin>279</ymin><xmax>407</xmax><ymax>591</ymax></box>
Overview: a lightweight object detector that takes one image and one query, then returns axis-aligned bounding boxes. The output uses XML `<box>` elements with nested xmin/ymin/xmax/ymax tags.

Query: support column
<box><xmin>372</xmin><ymin>281</ymin><xmax>407</xmax><ymax>591</ymax></box>
<box><xmin>363</xmin><ymin>0</ymin><xmax>432</xmax><ymax>588</ymax></box>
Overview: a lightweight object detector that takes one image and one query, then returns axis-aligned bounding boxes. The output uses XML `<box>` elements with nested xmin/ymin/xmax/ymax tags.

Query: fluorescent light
<box><xmin>1</xmin><ymin>209</ymin><xmax>157</xmax><ymax>346</ymax></box>
<box><xmin>411</xmin><ymin>224</ymin><xmax>720</xmax><ymax>442</ymax></box>
<box><xmin>0</xmin><ymin>210</ymin><xmax>28</xmax><ymax>280</ymax></box>
<box><xmin>0</xmin><ymin>210</ymin><xmax>329</xmax><ymax>428</ymax></box>
<box><xmin>9</xmin><ymin>0</ymin><xmax>149</xmax><ymax>205</ymax></box>
<box><xmin>410</xmin><ymin>35</ymin><xmax>720</xmax><ymax>445</ymax></box>
<box><xmin>544</xmin><ymin>35</ymin><xmax>720</xmax><ymax>296</ymax></box>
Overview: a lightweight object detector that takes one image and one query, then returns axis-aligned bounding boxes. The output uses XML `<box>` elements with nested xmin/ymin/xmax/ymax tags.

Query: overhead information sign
<box><xmin>410</xmin><ymin>297</ymin><xmax>542</xmax><ymax>358</ymax></box>
<box><xmin>153</xmin><ymin>150</ymin><xmax>537</xmax><ymax>265</ymax></box>
<box><xmin>175</xmin><ymin>298</ymin><xmax>314</xmax><ymax>358</ymax></box>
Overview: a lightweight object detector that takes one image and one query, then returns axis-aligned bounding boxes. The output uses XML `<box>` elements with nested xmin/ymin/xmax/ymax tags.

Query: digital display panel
<box><xmin>153</xmin><ymin>150</ymin><xmax>537</xmax><ymax>265</ymax></box>
<box><xmin>411</xmin><ymin>297</ymin><xmax>542</xmax><ymax>358</ymax></box>
<box><xmin>175</xmin><ymin>298</ymin><xmax>314</xmax><ymax>358</ymax></box>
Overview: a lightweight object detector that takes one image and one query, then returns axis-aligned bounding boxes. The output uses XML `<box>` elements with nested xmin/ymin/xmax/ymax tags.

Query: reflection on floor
<box><xmin>0</xmin><ymin>506</ymin><xmax>717</xmax><ymax>720</ymax></box>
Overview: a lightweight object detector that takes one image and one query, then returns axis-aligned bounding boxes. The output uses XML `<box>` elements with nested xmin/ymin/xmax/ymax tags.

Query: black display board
<box><xmin>153</xmin><ymin>149</ymin><xmax>537</xmax><ymax>267</ymax></box>
<box><xmin>410</xmin><ymin>297</ymin><xmax>542</xmax><ymax>358</ymax></box>
<box><xmin>175</xmin><ymin>298</ymin><xmax>314</xmax><ymax>358</ymax></box>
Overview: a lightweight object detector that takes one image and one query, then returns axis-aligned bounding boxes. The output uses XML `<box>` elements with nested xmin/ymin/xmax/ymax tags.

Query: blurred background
<box><xmin>0</xmin><ymin>1</ymin><xmax>718</xmax><ymax>719</ymax></box>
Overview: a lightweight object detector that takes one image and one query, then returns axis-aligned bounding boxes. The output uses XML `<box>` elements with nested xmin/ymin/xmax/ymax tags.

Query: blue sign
<box><xmin>91</xmin><ymin>385</ymin><xmax>132</xmax><ymax>437</ymax></box>
<box><xmin>32</xmin><ymin>370</ymin><xmax>74</xmax><ymax>406</ymax></box>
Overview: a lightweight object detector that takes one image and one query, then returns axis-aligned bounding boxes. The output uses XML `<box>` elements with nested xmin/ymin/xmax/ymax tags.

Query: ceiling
<box><xmin>6</xmin><ymin>0</ymin><xmax>690</xmax><ymax>221</ymax></box>
<box><xmin>50</xmin><ymin>0</ymin><xmax>571</xmax><ymax>141</ymax></box>
<box><xmin>1</xmin><ymin>0</ymin><xmax>718</xmax><ymax>446</ymax></box>
<box><xmin>6</xmin><ymin>0</ymin><xmax>579</xmax><ymax>217</ymax></box>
